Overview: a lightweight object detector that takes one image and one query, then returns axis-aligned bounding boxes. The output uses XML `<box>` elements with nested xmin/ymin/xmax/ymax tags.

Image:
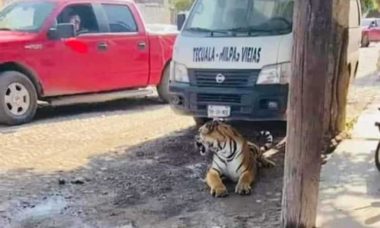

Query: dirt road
<box><xmin>0</xmin><ymin>97</ymin><xmax>286</xmax><ymax>228</ymax></box>
<box><xmin>0</xmin><ymin>45</ymin><xmax>379</xmax><ymax>228</ymax></box>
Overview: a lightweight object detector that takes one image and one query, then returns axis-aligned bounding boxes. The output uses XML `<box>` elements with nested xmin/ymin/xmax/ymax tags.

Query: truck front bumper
<box><xmin>169</xmin><ymin>83</ymin><xmax>288</xmax><ymax>121</ymax></box>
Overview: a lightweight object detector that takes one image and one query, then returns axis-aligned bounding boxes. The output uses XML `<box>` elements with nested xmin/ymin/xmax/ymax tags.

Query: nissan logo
<box><xmin>215</xmin><ymin>74</ymin><xmax>226</xmax><ymax>84</ymax></box>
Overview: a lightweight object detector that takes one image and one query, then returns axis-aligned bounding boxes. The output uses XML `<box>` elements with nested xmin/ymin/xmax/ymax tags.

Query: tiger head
<box><xmin>195</xmin><ymin>120</ymin><xmax>241</xmax><ymax>156</ymax></box>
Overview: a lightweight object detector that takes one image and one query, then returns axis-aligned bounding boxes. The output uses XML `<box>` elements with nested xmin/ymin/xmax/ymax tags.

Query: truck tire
<box><xmin>361</xmin><ymin>35</ymin><xmax>369</xmax><ymax>48</ymax></box>
<box><xmin>0</xmin><ymin>71</ymin><xmax>38</xmax><ymax>125</ymax></box>
<box><xmin>194</xmin><ymin>117</ymin><xmax>209</xmax><ymax>128</ymax></box>
<box><xmin>157</xmin><ymin>65</ymin><xmax>170</xmax><ymax>103</ymax></box>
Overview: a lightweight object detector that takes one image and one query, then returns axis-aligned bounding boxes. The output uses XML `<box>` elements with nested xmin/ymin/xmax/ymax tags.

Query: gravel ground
<box><xmin>0</xmin><ymin>45</ymin><xmax>379</xmax><ymax>228</ymax></box>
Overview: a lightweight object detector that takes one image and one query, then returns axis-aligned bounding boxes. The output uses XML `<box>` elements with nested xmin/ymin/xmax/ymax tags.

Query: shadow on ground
<box><xmin>0</xmin><ymin>96</ymin><xmax>165</xmax><ymax>133</ymax></box>
<box><xmin>318</xmin><ymin>140</ymin><xmax>380</xmax><ymax>228</ymax></box>
<box><xmin>0</xmin><ymin>122</ymin><xmax>286</xmax><ymax>228</ymax></box>
<box><xmin>352</xmin><ymin>71</ymin><xmax>380</xmax><ymax>88</ymax></box>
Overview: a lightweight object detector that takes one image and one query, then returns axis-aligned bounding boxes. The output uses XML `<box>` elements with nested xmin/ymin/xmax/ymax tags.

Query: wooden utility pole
<box><xmin>281</xmin><ymin>0</ymin><xmax>349</xmax><ymax>227</ymax></box>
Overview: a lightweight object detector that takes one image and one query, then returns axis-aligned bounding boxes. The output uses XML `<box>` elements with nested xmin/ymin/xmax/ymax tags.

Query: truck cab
<box><xmin>169</xmin><ymin>0</ymin><xmax>361</xmax><ymax>126</ymax></box>
<box><xmin>0</xmin><ymin>0</ymin><xmax>176</xmax><ymax>125</ymax></box>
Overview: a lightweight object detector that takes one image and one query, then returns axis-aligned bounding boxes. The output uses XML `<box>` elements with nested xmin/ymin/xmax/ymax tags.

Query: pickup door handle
<box><xmin>137</xmin><ymin>41</ymin><xmax>146</xmax><ymax>50</ymax></box>
<box><xmin>98</xmin><ymin>42</ymin><xmax>108</xmax><ymax>51</ymax></box>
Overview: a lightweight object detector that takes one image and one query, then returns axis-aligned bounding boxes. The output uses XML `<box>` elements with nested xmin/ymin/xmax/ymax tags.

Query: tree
<box><xmin>361</xmin><ymin>0</ymin><xmax>380</xmax><ymax>17</ymax></box>
<box><xmin>361</xmin><ymin>0</ymin><xmax>376</xmax><ymax>11</ymax></box>
<box><xmin>169</xmin><ymin>0</ymin><xmax>194</xmax><ymax>11</ymax></box>
<box><xmin>281</xmin><ymin>0</ymin><xmax>350</xmax><ymax>227</ymax></box>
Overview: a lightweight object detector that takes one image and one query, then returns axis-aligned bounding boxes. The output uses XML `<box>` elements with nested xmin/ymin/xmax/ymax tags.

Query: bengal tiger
<box><xmin>195</xmin><ymin>120</ymin><xmax>275</xmax><ymax>197</ymax></box>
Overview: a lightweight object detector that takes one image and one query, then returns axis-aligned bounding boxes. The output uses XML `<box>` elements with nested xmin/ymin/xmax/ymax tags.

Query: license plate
<box><xmin>207</xmin><ymin>105</ymin><xmax>231</xmax><ymax>118</ymax></box>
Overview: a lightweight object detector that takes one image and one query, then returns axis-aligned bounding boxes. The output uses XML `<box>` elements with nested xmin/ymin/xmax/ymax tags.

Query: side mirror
<box><xmin>48</xmin><ymin>23</ymin><xmax>76</xmax><ymax>40</ymax></box>
<box><xmin>177</xmin><ymin>13</ymin><xmax>186</xmax><ymax>31</ymax></box>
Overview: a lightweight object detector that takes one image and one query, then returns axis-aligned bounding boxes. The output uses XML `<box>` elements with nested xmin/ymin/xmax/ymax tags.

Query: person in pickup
<box><xmin>69</xmin><ymin>13</ymin><xmax>81</xmax><ymax>33</ymax></box>
<box><xmin>68</xmin><ymin>13</ymin><xmax>88</xmax><ymax>34</ymax></box>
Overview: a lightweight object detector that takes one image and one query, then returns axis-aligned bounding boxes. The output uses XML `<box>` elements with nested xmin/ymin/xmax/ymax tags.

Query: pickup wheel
<box><xmin>0</xmin><ymin>71</ymin><xmax>38</xmax><ymax>125</ymax></box>
<box><xmin>361</xmin><ymin>35</ymin><xmax>370</xmax><ymax>48</ymax></box>
<box><xmin>157</xmin><ymin>65</ymin><xmax>170</xmax><ymax>103</ymax></box>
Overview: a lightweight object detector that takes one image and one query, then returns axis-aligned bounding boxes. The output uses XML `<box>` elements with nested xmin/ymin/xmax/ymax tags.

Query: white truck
<box><xmin>169</xmin><ymin>0</ymin><xmax>362</xmax><ymax>126</ymax></box>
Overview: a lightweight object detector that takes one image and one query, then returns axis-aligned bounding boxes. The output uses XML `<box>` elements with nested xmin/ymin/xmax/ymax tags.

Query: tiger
<box><xmin>195</xmin><ymin>120</ymin><xmax>275</xmax><ymax>197</ymax></box>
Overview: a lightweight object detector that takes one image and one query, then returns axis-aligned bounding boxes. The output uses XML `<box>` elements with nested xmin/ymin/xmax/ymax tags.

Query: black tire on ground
<box><xmin>157</xmin><ymin>65</ymin><xmax>171</xmax><ymax>103</ymax></box>
<box><xmin>194</xmin><ymin>117</ymin><xmax>209</xmax><ymax>128</ymax></box>
<box><xmin>375</xmin><ymin>141</ymin><xmax>380</xmax><ymax>172</ymax></box>
<box><xmin>0</xmin><ymin>71</ymin><xmax>38</xmax><ymax>125</ymax></box>
<box><xmin>361</xmin><ymin>35</ymin><xmax>370</xmax><ymax>48</ymax></box>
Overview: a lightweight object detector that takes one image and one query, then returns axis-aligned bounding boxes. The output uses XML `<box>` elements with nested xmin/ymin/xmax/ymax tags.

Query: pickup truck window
<box><xmin>56</xmin><ymin>4</ymin><xmax>99</xmax><ymax>35</ymax></box>
<box><xmin>102</xmin><ymin>4</ymin><xmax>138</xmax><ymax>33</ymax></box>
<box><xmin>0</xmin><ymin>2</ymin><xmax>55</xmax><ymax>32</ymax></box>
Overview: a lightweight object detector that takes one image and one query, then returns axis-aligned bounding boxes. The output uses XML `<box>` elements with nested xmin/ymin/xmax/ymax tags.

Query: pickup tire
<box><xmin>0</xmin><ymin>71</ymin><xmax>38</xmax><ymax>125</ymax></box>
<box><xmin>361</xmin><ymin>35</ymin><xmax>370</xmax><ymax>48</ymax></box>
<box><xmin>157</xmin><ymin>65</ymin><xmax>170</xmax><ymax>103</ymax></box>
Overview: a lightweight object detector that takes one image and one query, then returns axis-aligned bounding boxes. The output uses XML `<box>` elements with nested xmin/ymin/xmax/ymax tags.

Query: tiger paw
<box><xmin>210</xmin><ymin>185</ymin><xmax>228</xmax><ymax>197</ymax></box>
<box><xmin>235</xmin><ymin>182</ymin><xmax>252</xmax><ymax>195</ymax></box>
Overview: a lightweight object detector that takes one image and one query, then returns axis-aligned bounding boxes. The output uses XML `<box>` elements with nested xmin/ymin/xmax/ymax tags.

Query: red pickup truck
<box><xmin>361</xmin><ymin>18</ymin><xmax>380</xmax><ymax>47</ymax></box>
<box><xmin>0</xmin><ymin>0</ymin><xmax>176</xmax><ymax>125</ymax></box>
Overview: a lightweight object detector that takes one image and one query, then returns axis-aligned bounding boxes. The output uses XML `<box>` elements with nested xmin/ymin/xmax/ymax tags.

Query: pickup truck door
<box><xmin>44</xmin><ymin>3</ymin><xmax>111</xmax><ymax>96</ymax></box>
<box><xmin>97</xmin><ymin>3</ymin><xmax>149</xmax><ymax>90</ymax></box>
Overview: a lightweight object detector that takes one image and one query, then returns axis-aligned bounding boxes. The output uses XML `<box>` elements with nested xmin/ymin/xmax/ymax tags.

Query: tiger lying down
<box><xmin>195</xmin><ymin>120</ymin><xmax>276</xmax><ymax>197</ymax></box>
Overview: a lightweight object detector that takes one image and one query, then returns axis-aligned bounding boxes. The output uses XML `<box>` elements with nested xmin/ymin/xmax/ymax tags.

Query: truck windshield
<box><xmin>0</xmin><ymin>2</ymin><xmax>55</xmax><ymax>32</ymax></box>
<box><xmin>184</xmin><ymin>0</ymin><xmax>294</xmax><ymax>37</ymax></box>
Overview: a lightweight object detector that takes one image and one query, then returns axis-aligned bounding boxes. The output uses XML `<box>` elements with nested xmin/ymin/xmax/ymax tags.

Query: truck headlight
<box><xmin>170</xmin><ymin>62</ymin><xmax>189</xmax><ymax>83</ymax></box>
<box><xmin>256</xmin><ymin>62</ymin><xmax>291</xmax><ymax>85</ymax></box>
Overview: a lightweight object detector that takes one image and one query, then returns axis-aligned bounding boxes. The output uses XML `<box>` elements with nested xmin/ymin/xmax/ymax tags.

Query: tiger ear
<box><xmin>204</xmin><ymin>120</ymin><xmax>217</xmax><ymax>132</ymax></box>
<box><xmin>210</xmin><ymin>120</ymin><xmax>220</xmax><ymax>130</ymax></box>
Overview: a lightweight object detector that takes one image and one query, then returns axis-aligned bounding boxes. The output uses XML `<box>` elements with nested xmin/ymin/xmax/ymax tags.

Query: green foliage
<box><xmin>169</xmin><ymin>0</ymin><xmax>194</xmax><ymax>11</ymax></box>
<box><xmin>361</xmin><ymin>0</ymin><xmax>379</xmax><ymax>12</ymax></box>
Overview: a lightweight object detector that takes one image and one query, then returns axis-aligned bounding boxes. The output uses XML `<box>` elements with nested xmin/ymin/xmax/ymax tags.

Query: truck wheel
<box><xmin>0</xmin><ymin>71</ymin><xmax>38</xmax><ymax>125</ymax></box>
<box><xmin>157</xmin><ymin>65</ymin><xmax>170</xmax><ymax>103</ymax></box>
<box><xmin>194</xmin><ymin>117</ymin><xmax>209</xmax><ymax>128</ymax></box>
<box><xmin>361</xmin><ymin>35</ymin><xmax>370</xmax><ymax>48</ymax></box>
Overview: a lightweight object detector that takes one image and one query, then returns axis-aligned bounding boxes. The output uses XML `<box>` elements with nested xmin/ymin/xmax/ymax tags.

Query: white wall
<box><xmin>136</xmin><ymin>3</ymin><xmax>174</xmax><ymax>24</ymax></box>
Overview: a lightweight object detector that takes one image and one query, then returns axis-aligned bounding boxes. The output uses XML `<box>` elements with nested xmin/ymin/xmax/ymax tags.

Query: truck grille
<box><xmin>191</xmin><ymin>69</ymin><xmax>260</xmax><ymax>88</ymax></box>
<box><xmin>197</xmin><ymin>94</ymin><xmax>241</xmax><ymax>104</ymax></box>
